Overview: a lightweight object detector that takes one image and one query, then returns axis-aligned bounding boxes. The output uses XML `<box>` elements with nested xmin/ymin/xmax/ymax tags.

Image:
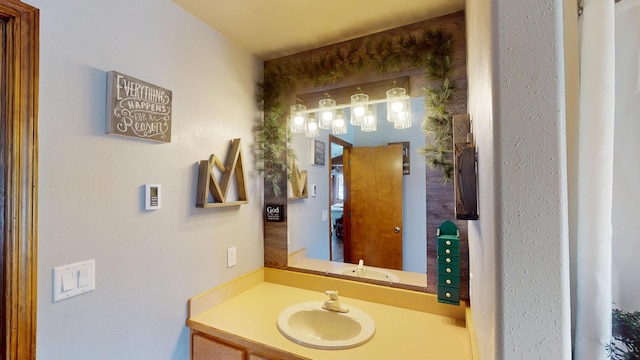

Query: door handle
<box><xmin>394</xmin><ymin>227</ymin><xmax>401</xmax><ymax>233</ymax></box>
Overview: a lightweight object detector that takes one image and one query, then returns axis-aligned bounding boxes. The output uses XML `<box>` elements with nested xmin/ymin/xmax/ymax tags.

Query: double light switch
<box><xmin>53</xmin><ymin>259</ymin><xmax>96</xmax><ymax>302</ymax></box>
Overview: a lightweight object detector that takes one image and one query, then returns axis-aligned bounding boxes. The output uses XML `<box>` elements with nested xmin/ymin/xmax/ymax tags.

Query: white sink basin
<box><xmin>276</xmin><ymin>301</ymin><xmax>375</xmax><ymax>349</ymax></box>
<box><xmin>337</xmin><ymin>266</ymin><xmax>400</xmax><ymax>283</ymax></box>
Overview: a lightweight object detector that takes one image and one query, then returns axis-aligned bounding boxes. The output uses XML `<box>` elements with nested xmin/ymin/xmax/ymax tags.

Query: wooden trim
<box><xmin>0</xmin><ymin>1</ymin><xmax>39</xmax><ymax>359</ymax></box>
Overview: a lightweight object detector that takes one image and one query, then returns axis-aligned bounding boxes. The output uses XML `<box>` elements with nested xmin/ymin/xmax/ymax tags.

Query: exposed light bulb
<box><xmin>334</xmin><ymin>118</ymin><xmax>344</xmax><ymax>127</ymax></box>
<box><xmin>354</xmin><ymin>106</ymin><xmax>366</xmax><ymax>117</ymax></box>
<box><xmin>322</xmin><ymin>111</ymin><xmax>333</xmax><ymax>122</ymax></box>
<box><xmin>307</xmin><ymin>122</ymin><xmax>317</xmax><ymax>130</ymax></box>
<box><xmin>294</xmin><ymin>114</ymin><xmax>304</xmax><ymax>125</ymax></box>
<box><xmin>391</xmin><ymin>101</ymin><xmax>404</xmax><ymax>113</ymax></box>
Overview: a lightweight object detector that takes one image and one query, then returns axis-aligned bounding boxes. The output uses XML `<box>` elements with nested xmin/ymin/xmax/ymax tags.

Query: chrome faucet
<box><xmin>355</xmin><ymin>259</ymin><xmax>365</xmax><ymax>277</ymax></box>
<box><xmin>322</xmin><ymin>290</ymin><xmax>349</xmax><ymax>313</ymax></box>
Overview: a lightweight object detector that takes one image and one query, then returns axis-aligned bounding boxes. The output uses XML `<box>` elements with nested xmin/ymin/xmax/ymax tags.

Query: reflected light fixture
<box><xmin>290</xmin><ymin>103</ymin><xmax>307</xmax><ymax>133</ymax></box>
<box><xmin>386</xmin><ymin>86</ymin><xmax>412</xmax><ymax>129</ymax></box>
<box><xmin>318</xmin><ymin>98</ymin><xmax>336</xmax><ymax>129</ymax></box>
<box><xmin>305</xmin><ymin>114</ymin><xmax>319</xmax><ymax>138</ymax></box>
<box><xmin>332</xmin><ymin>109</ymin><xmax>348</xmax><ymax>135</ymax></box>
<box><xmin>393</xmin><ymin>107</ymin><xmax>412</xmax><ymax>129</ymax></box>
<box><xmin>292</xmin><ymin>79</ymin><xmax>411</xmax><ymax>138</ymax></box>
<box><xmin>350</xmin><ymin>91</ymin><xmax>369</xmax><ymax>126</ymax></box>
<box><xmin>360</xmin><ymin>104</ymin><xmax>377</xmax><ymax>132</ymax></box>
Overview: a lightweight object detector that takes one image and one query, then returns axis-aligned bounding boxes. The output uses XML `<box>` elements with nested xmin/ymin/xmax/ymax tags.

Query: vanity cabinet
<box><xmin>436</xmin><ymin>220</ymin><xmax>461</xmax><ymax>305</ymax></box>
<box><xmin>192</xmin><ymin>333</ymin><xmax>245</xmax><ymax>360</ymax></box>
<box><xmin>190</xmin><ymin>330</ymin><xmax>307</xmax><ymax>360</ymax></box>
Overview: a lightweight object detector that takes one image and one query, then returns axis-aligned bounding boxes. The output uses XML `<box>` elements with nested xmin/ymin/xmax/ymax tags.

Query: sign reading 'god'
<box><xmin>106</xmin><ymin>71</ymin><xmax>172</xmax><ymax>142</ymax></box>
<box><xmin>265</xmin><ymin>204</ymin><xmax>285</xmax><ymax>222</ymax></box>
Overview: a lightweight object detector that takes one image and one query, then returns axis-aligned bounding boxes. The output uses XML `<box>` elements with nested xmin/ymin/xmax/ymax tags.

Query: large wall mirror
<box><xmin>262</xmin><ymin>11</ymin><xmax>470</xmax><ymax>298</ymax></box>
<box><xmin>287</xmin><ymin>93</ymin><xmax>429</xmax><ymax>289</ymax></box>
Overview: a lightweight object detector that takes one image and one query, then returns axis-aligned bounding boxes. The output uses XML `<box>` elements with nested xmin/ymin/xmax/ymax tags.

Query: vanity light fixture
<box><xmin>292</xmin><ymin>79</ymin><xmax>412</xmax><ymax>138</ymax></box>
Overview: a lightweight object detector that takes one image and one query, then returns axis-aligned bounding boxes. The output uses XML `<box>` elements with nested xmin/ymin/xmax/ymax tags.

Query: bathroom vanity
<box><xmin>187</xmin><ymin>268</ymin><xmax>475</xmax><ymax>360</ymax></box>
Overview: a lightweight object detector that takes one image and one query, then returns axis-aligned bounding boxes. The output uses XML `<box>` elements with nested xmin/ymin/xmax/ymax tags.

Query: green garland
<box><xmin>255</xmin><ymin>27</ymin><xmax>457</xmax><ymax>196</ymax></box>
<box><xmin>418</xmin><ymin>30</ymin><xmax>456</xmax><ymax>181</ymax></box>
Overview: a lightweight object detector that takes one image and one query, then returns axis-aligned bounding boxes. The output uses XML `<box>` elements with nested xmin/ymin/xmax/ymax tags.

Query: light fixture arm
<box><xmin>296</xmin><ymin>98</ymin><xmax>390</xmax><ymax>114</ymax></box>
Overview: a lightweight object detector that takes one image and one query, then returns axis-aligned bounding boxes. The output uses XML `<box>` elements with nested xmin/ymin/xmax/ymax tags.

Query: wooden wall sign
<box><xmin>265</xmin><ymin>204</ymin><xmax>285</xmax><ymax>222</ymax></box>
<box><xmin>453</xmin><ymin>114</ymin><xmax>479</xmax><ymax>220</ymax></box>
<box><xmin>106</xmin><ymin>71</ymin><xmax>172</xmax><ymax>142</ymax></box>
<box><xmin>196</xmin><ymin>138</ymin><xmax>248</xmax><ymax>208</ymax></box>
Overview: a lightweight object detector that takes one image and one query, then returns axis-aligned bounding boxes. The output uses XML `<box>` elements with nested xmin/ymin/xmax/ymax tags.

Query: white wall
<box><xmin>31</xmin><ymin>1</ymin><xmax>263</xmax><ymax>359</ymax></box>
<box><xmin>465</xmin><ymin>0</ymin><xmax>497</xmax><ymax>358</ymax></box>
<box><xmin>467</xmin><ymin>0</ymin><xmax>572</xmax><ymax>358</ymax></box>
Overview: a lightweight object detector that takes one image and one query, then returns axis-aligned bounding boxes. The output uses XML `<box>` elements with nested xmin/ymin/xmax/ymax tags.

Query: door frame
<box><xmin>1</xmin><ymin>1</ymin><xmax>39</xmax><ymax>359</ymax></box>
<box><xmin>328</xmin><ymin>135</ymin><xmax>352</xmax><ymax>262</ymax></box>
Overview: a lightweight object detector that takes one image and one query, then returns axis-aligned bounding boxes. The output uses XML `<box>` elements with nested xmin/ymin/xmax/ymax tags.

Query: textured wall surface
<box><xmin>465</xmin><ymin>0</ymin><xmax>498</xmax><ymax>358</ymax></box>
<box><xmin>485</xmin><ymin>0</ymin><xmax>571</xmax><ymax>359</ymax></box>
<box><xmin>31</xmin><ymin>1</ymin><xmax>264</xmax><ymax>359</ymax></box>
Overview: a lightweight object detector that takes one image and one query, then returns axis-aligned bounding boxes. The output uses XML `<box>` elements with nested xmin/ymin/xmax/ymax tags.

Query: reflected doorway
<box><xmin>329</xmin><ymin>136</ymin><xmax>352</xmax><ymax>262</ymax></box>
<box><xmin>328</xmin><ymin>136</ymin><xmax>404</xmax><ymax>269</ymax></box>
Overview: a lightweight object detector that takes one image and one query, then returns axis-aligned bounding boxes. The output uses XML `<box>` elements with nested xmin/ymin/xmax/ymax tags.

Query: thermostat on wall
<box><xmin>145</xmin><ymin>184</ymin><xmax>161</xmax><ymax>210</ymax></box>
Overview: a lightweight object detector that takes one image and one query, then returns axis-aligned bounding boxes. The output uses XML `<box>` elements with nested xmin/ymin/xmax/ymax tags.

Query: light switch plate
<box><xmin>53</xmin><ymin>259</ymin><xmax>95</xmax><ymax>302</ymax></box>
<box><xmin>227</xmin><ymin>247</ymin><xmax>237</xmax><ymax>268</ymax></box>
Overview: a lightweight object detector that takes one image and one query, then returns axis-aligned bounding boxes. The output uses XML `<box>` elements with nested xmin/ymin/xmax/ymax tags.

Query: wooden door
<box><xmin>344</xmin><ymin>144</ymin><xmax>403</xmax><ymax>270</ymax></box>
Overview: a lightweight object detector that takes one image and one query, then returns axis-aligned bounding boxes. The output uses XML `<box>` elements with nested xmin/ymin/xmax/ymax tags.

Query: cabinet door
<box><xmin>193</xmin><ymin>333</ymin><xmax>246</xmax><ymax>360</ymax></box>
<box><xmin>249</xmin><ymin>354</ymin><xmax>271</xmax><ymax>360</ymax></box>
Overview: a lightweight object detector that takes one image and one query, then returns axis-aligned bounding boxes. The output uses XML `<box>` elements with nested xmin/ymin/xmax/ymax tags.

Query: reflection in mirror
<box><xmin>287</xmin><ymin>98</ymin><xmax>427</xmax><ymax>287</ymax></box>
<box><xmin>328</xmin><ymin>138</ymin><xmax>349</xmax><ymax>262</ymax></box>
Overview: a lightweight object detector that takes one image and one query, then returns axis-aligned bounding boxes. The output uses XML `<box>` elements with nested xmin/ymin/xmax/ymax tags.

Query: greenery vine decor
<box><xmin>418</xmin><ymin>31</ymin><xmax>456</xmax><ymax>181</ymax></box>
<box><xmin>256</xmin><ymin>24</ymin><xmax>458</xmax><ymax>196</ymax></box>
<box><xmin>252</xmin><ymin>98</ymin><xmax>293</xmax><ymax>198</ymax></box>
<box><xmin>607</xmin><ymin>308</ymin><xmax>640</xmax><ymax>360</ymax></box>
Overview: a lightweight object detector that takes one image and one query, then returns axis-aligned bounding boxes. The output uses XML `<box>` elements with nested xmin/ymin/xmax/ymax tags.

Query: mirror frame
<box><xmin>262</xmin><ymin>11</ymin><xmax>470</xmax><ymax>298</ymax></box>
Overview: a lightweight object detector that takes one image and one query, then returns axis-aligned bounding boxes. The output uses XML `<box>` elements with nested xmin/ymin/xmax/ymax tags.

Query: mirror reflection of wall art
<box><xmin>311</xmin><ymin>139</ymin><xmax>326</xmax><ymax>166</ymax></box>
<box><xmin>289</xmin><ymin>160</ymin><xmax>308</xmax><ymax>198</ymax></box>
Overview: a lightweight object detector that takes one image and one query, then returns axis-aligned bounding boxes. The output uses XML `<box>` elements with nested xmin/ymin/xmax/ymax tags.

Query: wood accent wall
<box><xmin>0</xmin><ymin>1</ymin><xmax>40</xmax><ymax>359</ymax></box>
<box><xmin>263</xmin><ymin>11</ymin><xmax>469</xmax><ymax>300</ymax></box>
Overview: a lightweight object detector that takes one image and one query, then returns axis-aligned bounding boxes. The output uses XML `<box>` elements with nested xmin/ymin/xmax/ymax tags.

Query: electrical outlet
<box><xmin>227</xmin><ymin>247</ymin><xmax>237</xmax><ymax>268</ymax></box>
